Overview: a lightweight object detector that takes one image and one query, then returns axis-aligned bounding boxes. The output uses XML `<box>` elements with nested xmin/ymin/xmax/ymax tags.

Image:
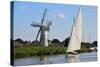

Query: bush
<box><xmin>14</xmin><ymin>44</ymin><xmax>93</xmax><ymax>58</ymax></box>
<box><xmin>14</xmin><ymin>45</ymin><xmax>66</xmax><ymax>58</ymax></box>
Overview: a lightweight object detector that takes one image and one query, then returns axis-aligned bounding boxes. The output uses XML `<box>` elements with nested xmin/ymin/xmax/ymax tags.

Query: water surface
<box><xmin>14</xmin><ymin>52</ymin><xmax>97</xmax><ymax>66</ymax></box>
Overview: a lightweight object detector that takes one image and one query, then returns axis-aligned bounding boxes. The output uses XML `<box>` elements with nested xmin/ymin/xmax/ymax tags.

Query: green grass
<box><xmin>14</xmin><ymin>45</ymin><xmax>93</xmax><ymax>58</ymax></box>
<box><xmin>14</xmin><ymin>45</ymin><xmax>66</xmax><ymax>58</ymax></box>
<box><xmin>80</xmin><ymin>47</ymin><xmax>92</xmax><ymax>53</ymax></box>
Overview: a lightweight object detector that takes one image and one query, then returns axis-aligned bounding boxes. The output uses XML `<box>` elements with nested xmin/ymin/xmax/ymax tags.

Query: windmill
<box><xmin>31</xmin><ymin>8</ymin><xmax>52</xmax><ymax>46</ymax></box>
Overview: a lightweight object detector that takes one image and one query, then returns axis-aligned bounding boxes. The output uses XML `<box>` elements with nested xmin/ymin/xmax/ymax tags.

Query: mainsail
<box><xmin>66</xmin><ymin>7</ymin><xmax>83</xmax><ymax>53</ymax></box>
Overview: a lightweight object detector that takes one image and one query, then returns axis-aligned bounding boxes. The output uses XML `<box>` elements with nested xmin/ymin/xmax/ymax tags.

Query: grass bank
<box><xmin>14</xmin><ymin>45</ymin><xmax>66</xmax><ymax>58</ymax></box>
<box><xmin>14</xmin><ymin>45</ymin><xmax>93</xmax><ymax>58</ymax></box>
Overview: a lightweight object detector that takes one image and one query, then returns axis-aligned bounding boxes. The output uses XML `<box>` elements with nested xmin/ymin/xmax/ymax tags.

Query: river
<box><xmin>14</xmin><ymin>52</ymin><xmax>97</xmax><ymax>66</ymax></box>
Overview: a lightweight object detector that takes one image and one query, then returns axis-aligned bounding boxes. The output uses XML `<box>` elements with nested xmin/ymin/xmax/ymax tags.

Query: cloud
<box><xmin>55</xmin><ymin>10</ymin><xmax>66</xmax><ymax>20</ymax></box>
<box><xmin>57</xmin><ymin>12</ymin><xmax>65</xmax><ymax>19</ymax></box>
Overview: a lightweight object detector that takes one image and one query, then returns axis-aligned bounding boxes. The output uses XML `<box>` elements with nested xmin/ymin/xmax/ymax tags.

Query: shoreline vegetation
<box><xmin>14</xmin><ymin>45</ymin><xmax>66</xmax><ymax>58</ymax></box>
<box><xmin>14</xmin><ymin>45</ymin><xmax>97</xmax><ymax>59</ymax></box>
<box><xmin>12</xmin><ymin>38</ymin><xmax>97</xmax><ymax>58</ymax></box>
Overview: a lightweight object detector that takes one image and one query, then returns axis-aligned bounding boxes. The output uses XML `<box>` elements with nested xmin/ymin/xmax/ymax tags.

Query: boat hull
<box><xmin>65</xmin><ymin>52</ymin><xmax>79</xmax><ymax>57</ymax></box>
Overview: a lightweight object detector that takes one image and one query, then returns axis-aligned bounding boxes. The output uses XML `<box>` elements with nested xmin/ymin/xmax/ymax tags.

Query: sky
<box><xmin>12</xmin><ymin>1</ymin><xmax>97</xmax><ymax>42</ymax></box>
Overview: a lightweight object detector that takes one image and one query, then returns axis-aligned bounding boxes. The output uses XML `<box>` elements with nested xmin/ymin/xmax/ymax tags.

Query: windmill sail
<box><xmin>67</xmin><ymin>8</ymin><xmax>82</xmax><ymax>53</ymax></box>
<box><xmin>31</xmin><ymin>8</ymin><xmax>52</xmax><ymax>46</ymax></box>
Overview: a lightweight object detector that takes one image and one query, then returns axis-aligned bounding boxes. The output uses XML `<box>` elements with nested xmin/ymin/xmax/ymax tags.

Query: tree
<box><xmin>32</xmin><ymin>40</ymin><xmax>39</xmax><ymax>45</ymax></box>
<box><xmin>24</xmin><ymin>40</ymin><xmax>28</xmax><ymax>44</ymax></box>
<box><xmin>63</xmin><ymin>37</ymin><xmax>70</xmax><ymax>47</ymax></box>
<box><xmin>51</xmin><ymin>39</ymin><xmax>60</xmax><ymax>43</ymax></box>
<box><xmin>81</xmin><ymin>42</ymin><xmax>92</xmax><ymax>48</ymax></box>
<box><xmin>92</xmin><ymin>41</ymin><xmax>97</xmax><ymax>47</ymax></box>
<box><xmin>15</xmin><ymin>38</ymin><xmax>24</xmax><ymax>43</ymax></box>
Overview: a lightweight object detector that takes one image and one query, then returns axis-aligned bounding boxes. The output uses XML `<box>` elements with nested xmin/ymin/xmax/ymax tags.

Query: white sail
<box><xmin>67</xmin><ymin>8</ymin><xmax>82</xmax><ymax>52</ymax></box>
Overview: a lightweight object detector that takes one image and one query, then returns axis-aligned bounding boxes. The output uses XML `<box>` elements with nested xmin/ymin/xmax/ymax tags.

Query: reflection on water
<box><xmin>65</xmin><ymin>55</ymin><xmax>80</xmax><ymax>63</ymax></box>
<box><xmin>39</xmin><ymin>56</ymin><xmax>48</xmax><ymax>64</ymax></box>
<box><xmin>14</xmin><ymin>52</ymin><xmax>97</xmax><ymax>66</ymax></box>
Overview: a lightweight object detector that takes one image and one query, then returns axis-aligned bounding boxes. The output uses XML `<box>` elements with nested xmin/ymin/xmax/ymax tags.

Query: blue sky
<box><xmin>13</xmin><ymin>1</ymin><xmax>97</xmax><ymax>42</ymax></box>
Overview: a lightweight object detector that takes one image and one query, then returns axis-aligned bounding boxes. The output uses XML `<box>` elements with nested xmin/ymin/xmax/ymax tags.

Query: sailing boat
<box><xmin>66</xmin><ymin>7</ymin><xmax>83</xmax><ymax>55</ymax></box>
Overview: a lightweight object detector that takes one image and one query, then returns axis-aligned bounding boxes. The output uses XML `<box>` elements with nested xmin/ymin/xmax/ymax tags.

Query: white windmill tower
<box><xmin>31</xmin><ymin>8</ymin><xmax>52</xmax><ymax>46</ymax></box>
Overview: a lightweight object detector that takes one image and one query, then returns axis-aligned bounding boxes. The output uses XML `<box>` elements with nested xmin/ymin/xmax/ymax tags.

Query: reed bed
<box><xmin>14</xmin><ymin>45</ymin><xmax>92</xmax><ymax>58</ymax></box>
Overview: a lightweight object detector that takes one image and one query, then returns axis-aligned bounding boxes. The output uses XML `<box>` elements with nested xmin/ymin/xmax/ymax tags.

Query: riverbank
<box><xmin>14</xmin><ymin>45</ymin><xmax>94</xmax><ymax>58</ymax></box>
<box><xmin>14</xmin><ymin>46</ymin><xmax>66</xmax><ymax>58</ymax></box>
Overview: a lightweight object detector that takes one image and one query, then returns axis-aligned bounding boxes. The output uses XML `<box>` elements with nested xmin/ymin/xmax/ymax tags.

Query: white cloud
<box><xmin>55</xmin><ymin>10</ymin><xmax>66</xmax><ymax>20</ymax></box>
<box><xmin>57</xmin><ymin>12</ymin><xmax>65</xmax><ymax>19</ymax></box>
